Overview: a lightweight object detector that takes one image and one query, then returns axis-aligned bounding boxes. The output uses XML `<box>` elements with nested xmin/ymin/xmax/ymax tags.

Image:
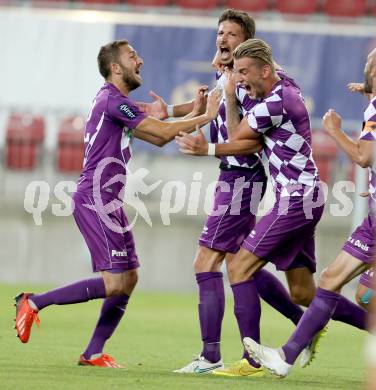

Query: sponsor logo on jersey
<box><xmin>348</xmin><ymin>236</ymin><xmax>369</xmax><ymax>252</ymax></box>
<box><xmin>118</xmin><ymin>104</ymin><xmax>136</xmax><ymax>119</ymax></box>
<box><xmin>112</xmin><ymin>249</ymin><xmax>128</xmax><ymax>257</ymax></box>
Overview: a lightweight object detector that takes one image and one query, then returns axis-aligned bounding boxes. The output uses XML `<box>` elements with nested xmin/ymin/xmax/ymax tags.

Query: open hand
<box><xmin>136</xmin><ymin>91</ymin><xmax>168</xmax><ymax>120</ymax></box>
<box><xmin>175</xmin><ymin>125</ymin><xmax>209</xmax><ymax>156</ymax></box>
<box><xmin>347</xmin><ymin>82</ymin><xmax>365</xmax><ymax>95</ymax></box>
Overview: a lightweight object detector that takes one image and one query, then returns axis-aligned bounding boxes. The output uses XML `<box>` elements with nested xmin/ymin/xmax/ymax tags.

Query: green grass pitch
<box><xmin>0</xmin><ymin>283</ymin><xmax>365</xmax><ymax>389</ymax></box>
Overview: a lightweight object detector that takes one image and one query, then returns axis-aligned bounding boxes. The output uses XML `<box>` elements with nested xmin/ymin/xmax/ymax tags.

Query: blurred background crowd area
<box><xmin>0</xmin><ymin>0</ymin><xmax>375</xmax><ymax>292</ymax></box>
<box><xmin>4</xmin><ymin>0</ymin><xmax>376</xmax><ymax>19</ymax></box>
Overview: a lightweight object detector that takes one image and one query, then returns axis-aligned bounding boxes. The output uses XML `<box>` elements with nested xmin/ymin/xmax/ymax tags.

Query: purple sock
<box><xmin>196</xmin><ymin>272</ymin><xmax>224</xmax><ymax>363</ymax></box>
<box><xmin>83</xmin><ymin>294</ymin><xmax>129</xmax><ymax>359</ymax></box>
<box><xmin>282</xmin><ymin>287</ymin><xmax>340</xmax><ymax>365</ymax></box>
<box><xmin>332</xmin><ymin>296</ymin><xmax>368</xmax><ymax>330</ymax></box>
<box><xmin>231</xmin><ymin>280</ymin><xmax>261</xmax><ymax>368</ymax></box>
<box><xmin>254</xmin><ymin>269</ymin><xmax>304</xmax><ymax>325</ymax></box>
<box><xmin>29</xmin><ymin>278</ymin><xmax>106</xmax><ymax>311</ymax></box>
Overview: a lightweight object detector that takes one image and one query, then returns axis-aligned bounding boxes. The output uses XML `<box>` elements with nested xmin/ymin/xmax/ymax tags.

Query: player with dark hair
<box><xmin>177</xmin><ymin>38</ymin><xmax>370</xmax><ymax>375</ymax></box>
<box><xmin>142</xmin><ymin>10</ymin><xmax>323</xmax><ymax>376</ymax></box>
<box><xmin>14</xmin><ymin>39</ymin><xmax>221</xmax><ymax>368</ymax></box>
<box><xmin>240</xmin><ymin>45</ymin><xmax>376</xmax><ymax>378</ymax></box>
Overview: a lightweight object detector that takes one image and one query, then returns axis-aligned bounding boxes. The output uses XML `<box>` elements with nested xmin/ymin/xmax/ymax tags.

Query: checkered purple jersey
<box><xmin>247</xmin><ymin>75</ymin><xmax>319</xmax><ymax>196</ymax></box>
<box><xmin>209</xmin><ymin>72</ymin><xmax>260</xmax><ymax>168</ymax></box>
<box><xmin>76</xmin><ymin>82</ymin><xmax>146</xmax><ymax>200</ymax></box>
<box><xmin>359</xmin><ymin>96</ymin><xmax>376</xmax><ymax>215</ymax></box>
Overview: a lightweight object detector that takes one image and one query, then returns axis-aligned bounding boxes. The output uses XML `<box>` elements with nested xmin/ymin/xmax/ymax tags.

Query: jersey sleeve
<box><xmin>360</xmin><ymin>99</ymin><xmax>376</xmax><ymax>141</ymax></box>
<box><xmin>247</xmin><ymin>95</ymin><xmax>283</xmax><ymax>134</ymax></box>
<box><xmin>108</xmin><ymin>95</ymin><xmax>146</xmax><ymax>130</ymax></box>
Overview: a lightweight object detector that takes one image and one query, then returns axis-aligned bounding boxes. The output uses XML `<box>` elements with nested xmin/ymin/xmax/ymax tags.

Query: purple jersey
<box><xmin>209</xmin><ymin>72</ymin><xmax>260</xmax><ymax>168</ymax></box>
<box><xmin>247</xmin><ymin>75</ymin><xmax>319</xmax><ymax>196</ymax></box>
<box><xmin>76</xmin><ymin>82</ymin><xmax>146</xmax><ymax>200</ymax></box>
<box><xmin>359</xmin><ymin>96</ymin><xmax>376</xmax><ymax>216</ymax></box>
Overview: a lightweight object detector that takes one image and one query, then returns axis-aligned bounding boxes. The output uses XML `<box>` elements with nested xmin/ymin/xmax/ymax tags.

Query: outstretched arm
<box><xmin>133</xmin><ymin>88</ymin><xmax>221</xmax><ymax>147</ymax></box>
<box><xmin>175</xmin><ymin>125</ymin><xmax>262</xmax><ymax>156</ymax></box>
<box><xmin>136</xmin><ymin>86</ymin><xmax>208</xmax><ymax>120</ymax></box>
<box><xmin>323</xmin><ymin>109</ymin><xmax>375</xmax><ymax>168</ymax></box>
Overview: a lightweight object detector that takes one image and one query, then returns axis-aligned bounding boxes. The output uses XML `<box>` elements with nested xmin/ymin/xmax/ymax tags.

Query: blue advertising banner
<box><xmin>115</xmin><ymin>23</ymin><xmax>375</xmax><ymax>152</ymax></box>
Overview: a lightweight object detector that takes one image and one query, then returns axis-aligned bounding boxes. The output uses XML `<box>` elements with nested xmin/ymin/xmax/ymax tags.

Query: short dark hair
<box><xmin>97</xmin><ymin>40</ymin><xmax>129</xmax><ymax>79</ymax></box>
<box><xmin>218</xmin><ymin>9</ymin><xmax>256</xmax><ymax>40</ymax></box>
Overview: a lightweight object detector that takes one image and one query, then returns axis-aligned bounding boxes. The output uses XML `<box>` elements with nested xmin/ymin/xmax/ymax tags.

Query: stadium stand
<box><xmin>5</xmin><ymin>113</ymin><xmax>45</xmax><ymax>170</ymax></box>
<box><xmin>323</xmin><ymin>0</ymin><xmax>368</xmax><ymax>18</ymax></box>
<box><xmin>174</xmin><ymin>0</ymin><xmax>220</xmax><ymax>10</ymax></box>
<box><xmin>312</xmin><ymin>130</ymin><xmax>337</xmax><ymax>184</ymax></box>
<box><xmin>274</xmin><ymin>0</ymin><xmax>318</xmax><ymax>15</ymax></box>
<box><xmin>126</xmin><ymin>0</ymin><xmax>171</xmax><ymax>6</ymax></box>
<box><xmin>57</xmin><ymin>116</ymin><xmax>85</xmax><ymax>173</ymax></box>
<box><xmin>224</xmin><ymin>0</ymin><xmax>269</xmax><ymax>13</ymax></box>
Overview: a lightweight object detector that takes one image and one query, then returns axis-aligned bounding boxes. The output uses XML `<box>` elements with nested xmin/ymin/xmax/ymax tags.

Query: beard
<box><xmin>122</xmin><ymin>72</ymin><xmax>141</xmax><ymax>91</ymax></box>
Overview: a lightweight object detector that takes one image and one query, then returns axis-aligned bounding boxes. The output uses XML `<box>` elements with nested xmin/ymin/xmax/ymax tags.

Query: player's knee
<box><xmin>318</xmin><ymin>268</ymin><xmax>338</xmax><ymax>291</ymax></box>
<box><xmin>227</xmin><ymin>260</ymin><xmax>245</xmax><ymax>284</ymax></box>
<box><xmin>105</xmin><ymin>271</ymin><xmax>138</xmax><ymax>296</ymax></box>
<box><xmin>105</xmin><ymin>281</ymin><xmax>124</xmax><ymax>296</ymax></box>
<box><xmin>126</xmin><ymin>270</ymin><xmax>139</xmax><ymax>291</ymax></box>
<box><xmin>194</xmin><ymin>247</ymin><xmax>224</xmax><ymax>273</ymax></box>
<box><xmin>290</xmin><ymin>286</ymin><xmax>314</xmax><ymax>307</ymax></box>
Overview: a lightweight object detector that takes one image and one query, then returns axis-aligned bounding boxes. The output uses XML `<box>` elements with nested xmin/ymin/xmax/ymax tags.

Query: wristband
<box><xmin>207</xmin><ymin>143</ymin><xmax>216</xmax><ymax>156</ymax></box>
<box><xmin>167</xmin><ymin>104</ymin><xmax>174</xmax><ymax>117</ymax></box>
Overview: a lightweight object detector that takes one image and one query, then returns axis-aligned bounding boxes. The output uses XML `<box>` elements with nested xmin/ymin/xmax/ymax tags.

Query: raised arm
<box><xmin>133</xmin><ymin>88</ymin><xmax>221</xmax><ymax>146</ymax></box>
<box><xmin>136</xmin><ymin>86</ymin><xmax>208</xmax><ymax>120</ymax></box>
<box><xmin>224</xmin><ymin>67</ymin><xmax>241</xmax><ymax>141</ymax></box>
<box><xmin>323</xmin><ymin>109</ymin><xmax>375</xmax><ymax>168</ymax></box>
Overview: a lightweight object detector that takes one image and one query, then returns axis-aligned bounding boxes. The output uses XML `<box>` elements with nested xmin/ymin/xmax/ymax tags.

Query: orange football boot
<box><xmin>78</xmin><ymin>354</ymin><xmax>123</xmax><ymax>368</ymax></box>
<box><xmin>14</xmin><ymin>293</ymin><xmax>40</xmax><ymax>343</ymax></box>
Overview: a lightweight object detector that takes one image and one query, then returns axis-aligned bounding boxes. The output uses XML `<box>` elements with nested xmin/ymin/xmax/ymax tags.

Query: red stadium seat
<box><xmin>126</xmin><ymin>0</ymin><xmax>170</xmax><ymax>6</ymax></box>
<box><xmin>224</xmin><ymin>0</ymin><xmax>269</xmax><ymax>13</ymax></box>
<box><xmin>6</xmin><ymin>114</ymin><xmax>45</xmax><ymax>170</ymax></box>
<box><xmin>174</xmin><ymin>0</ymin><xmax>219</xmax><ymax>9</ymax></box>
<box><xmin>275</xmin><ymin>0</ymin><xmax>318</xmax><ymax>15</ymax></box>
<box><xmin>369</xmin><ymin>0</ymin><xmax>376</xmax><ymax>16</ymax></box>
<box><xmin>323</xmin><ymin>0</ymin><xmax>367</xmax><ymax>17</ymax></box>
<box><xmin>80</xmin><ymin>0</ymin><xmax>118</xmax><ymax>4</ymax></box>
<box><xmin>312</xmin><ymin>130</ymin><xmax>337</xmax><ymax>184</ymax></box>
<box><xmin>57</xmin><ymin>116</ymin><xmax>85</xmax><ymax>173</ymax></box>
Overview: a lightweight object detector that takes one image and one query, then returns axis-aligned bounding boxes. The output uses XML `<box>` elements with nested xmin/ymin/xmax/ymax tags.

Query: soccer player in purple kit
<box><xmin>14</xmin><ymin>39</ymin><xmax>222</xmax><ymax>367</ymax></box>
<box><xmin>140</xmin><ymin>9</ymin><xmax>319</xmax><ymax>377</ymax></box>
<box><xmin>165</xmin><ymin>10</ymin><xmax>318</xmax><ymax>376</ymax></box>
<box><xmin>244</xmin><ymin>47</ymin><xmax>376</xmax><ymax>378</ymax></box>
<box><xmin>357</xmin><ymin>268</ymin><xmax>375</xmax><ymax>308</ymax></box>
<box><xmin>177</xmin><ymin>37</ymin><xmax>370</xmax><ymax>373</ymax></box>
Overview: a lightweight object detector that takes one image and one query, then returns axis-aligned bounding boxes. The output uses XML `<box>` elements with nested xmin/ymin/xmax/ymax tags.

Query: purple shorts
<box><xmin>359</xmin><ymin>268</ymin><xmax>375</xmax><ymax>289</ymax></box>
<box><xmin>72</xmin><ymin>192</ymin><xmax>139</xmax><ymax>273</ymax></box>
<box><xmin>342</xmin><ymin>215</ymin><xmax>376</xmax><ymax>265</ymax></box>
<box><xmin>199</xmin><ymin>164</ymin><xmax>266</xmax><ymax>254</ymax></box>
<box><xmin>242</xmin><ymin>186</ymin><xmax>325</xmax><ymax>273</ymax></box>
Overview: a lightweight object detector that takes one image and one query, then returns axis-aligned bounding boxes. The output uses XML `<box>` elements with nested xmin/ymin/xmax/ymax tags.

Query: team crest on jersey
<box><xmin>118</xmin><ymin>103</ymin><xmax>136</xmax><ymax>119</ymax></box>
